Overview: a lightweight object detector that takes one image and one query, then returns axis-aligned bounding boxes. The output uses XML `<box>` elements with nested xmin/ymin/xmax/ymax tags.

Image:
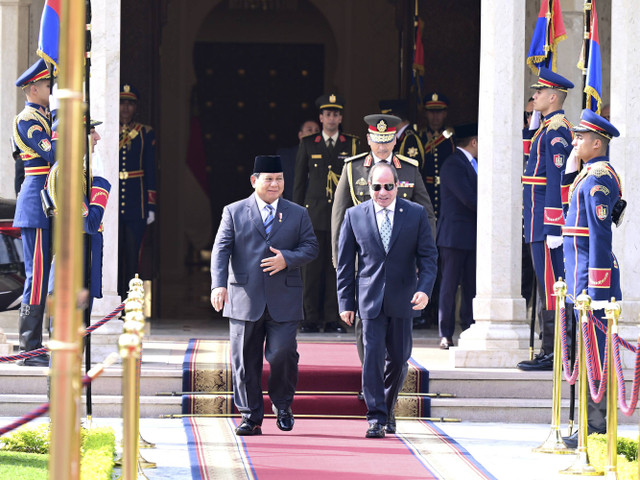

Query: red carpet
<box><xmin>185</xmin><ymin>417</ymin><xmax>497</xmax><ymax>479</ymax></box>
<box><xmin>181</xmin><ymin>339</ymin><xmax>430</xmax><ymax>418</ymax></box>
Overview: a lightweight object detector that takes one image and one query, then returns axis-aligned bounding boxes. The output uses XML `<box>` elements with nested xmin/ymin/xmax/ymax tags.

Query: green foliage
<box><xmin>0</xmin><ymin>424</ymin><xmax>115</xmax><ymax>480</ymax></box>
<box><xmin>587</xmin><ymin>433</ymin><xmax>638</xmax><ymax>480</ymax></box>
<box><xmin>0</xmin><ymin>423</ymin><xmax>50</xmax><ymax>454</ymax></box>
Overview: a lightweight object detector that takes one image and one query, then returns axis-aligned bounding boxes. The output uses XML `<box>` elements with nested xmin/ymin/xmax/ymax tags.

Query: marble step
<box><xmin>430</xmin><ymin>397</ymin><xmax>640</xmax><ymax>424</ymax></box>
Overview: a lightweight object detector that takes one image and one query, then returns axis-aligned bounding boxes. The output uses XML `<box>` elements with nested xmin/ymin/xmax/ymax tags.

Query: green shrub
<box><xmin>587</xmin><ymin>433</ymin><xmax>638</xmax><ymax>480</ymax></box>
<box><xmin>0</xmin><ymin>423</ymin><xmax>115</xmax><ymax>480</ymax></box>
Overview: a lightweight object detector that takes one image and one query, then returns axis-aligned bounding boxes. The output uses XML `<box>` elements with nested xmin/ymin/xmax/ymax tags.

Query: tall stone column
<box><xmin>610</xmin><ymin>0</ymin><xmax>640</xmax><ymax>368</ymax></box>
<box><xmin>87</xmin><ymin>0</ymin><xmax>123</xmax><ymax>361</ymax></box>
<box><xmin>451</xmin><ymin>0</ymin><xmax>529</xmax><ymax>368</ymax></box>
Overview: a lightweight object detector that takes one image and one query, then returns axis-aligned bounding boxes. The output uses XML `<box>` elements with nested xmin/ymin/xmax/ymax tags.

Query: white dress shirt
<box><xmin>373</xmin><ymin>198</ymin><xmax>396</xmax><ymax>233</ymax></box>
<box><xmin>255</xmin><ymin>196</ymin><xmax>279</xmax><ymax>223</ymax></box>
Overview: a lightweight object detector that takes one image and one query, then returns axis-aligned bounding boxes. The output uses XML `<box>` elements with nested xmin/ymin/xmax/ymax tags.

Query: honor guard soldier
<box><xmin>46</xmin><ymin>120</ymin><xmax>111</xmax><ymax>309</ymax></box>
<box><xmin>518</xmin><ymin>67</ymin><xmax>574</xmax><ymax>371</ymax></box>
<box><xmin>13</xmin><ymin>59</ymin><xmax>56</xmax><ymax>366</ymax></box>
<box><xmin>118</xmin><ymin>84</ymin><xmax>157</xmax><ymax>298</ymax></box>
<box><xmin>419</xmin><ymin>92</ymin><xmax>455</xmax><ymax>219</ymax></box>
<box><xmin>293</xmin><ymin>94</ymin><xmax>360</xmax><ymax>333</ymax></box>
<box><xmin>332</xmin><ymin>114</ymin><xmax>436</xmax><ymax>367</ymax></box>
<box><xmin>379</xmin><ymin>99</ymin><xmax>424</xmax><ymax>167</ymax></box>
<box><xmin>561</xmin><ymin>109</ymin><xmax>624</xmax><ymax>447</ymax></box>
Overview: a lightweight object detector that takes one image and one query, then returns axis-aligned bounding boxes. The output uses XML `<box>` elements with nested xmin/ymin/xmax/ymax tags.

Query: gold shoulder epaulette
<box><xmin>342</xmin><ymin>132</ymin><xmax>360</xmax><ymax>140</ymax></box>
<box><xmin>547</xmin><ymin>113</ymin><xmax>568</xmax><ymax>132</ymax></box>
<box><xmin>588</xmin><ymin>161</ymin><xmax>613</xmax><ymax>179</ymax></box>
<box><xmin>395</xmin><ymin>154</ymin><xmax>419</xmax><ymax>167</ymax></box>
<box><xmin>344</xmin><ymin>152</ymin><xmax>368</xmax><ymax>163</ymax></box>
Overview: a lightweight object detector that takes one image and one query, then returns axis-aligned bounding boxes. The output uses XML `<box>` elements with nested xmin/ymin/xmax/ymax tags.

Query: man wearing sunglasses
<box><xmin>336</xmin><ymin>162</ymin><xmax>438</xmax><ymax>438</ymax></box>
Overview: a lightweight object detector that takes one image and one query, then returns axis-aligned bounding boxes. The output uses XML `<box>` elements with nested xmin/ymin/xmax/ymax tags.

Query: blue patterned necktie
<box><xmin>380</xmin><ymin>208</ymin><xmax>392</xmax><ymax>252</ymax></box>
<box><xmin>264</xmin><ymin>204</ymin><xmax>275</xmax><ymax>235</ymax></box>
<box><xmin>471</xmin><ymin>157</ymin><xmax>478</xmax><ymax>174</ymax></box>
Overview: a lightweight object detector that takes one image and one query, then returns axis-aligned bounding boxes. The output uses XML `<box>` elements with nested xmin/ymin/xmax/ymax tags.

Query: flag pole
<box><xmin>543</xmin><ymin>0</ymin><xmax>553</xmax><ymax>69</ymax></box>
<box><xmin>581</xmin><ymin>1</ymin><xmax>592</xmax><ymax>109</ymax></box>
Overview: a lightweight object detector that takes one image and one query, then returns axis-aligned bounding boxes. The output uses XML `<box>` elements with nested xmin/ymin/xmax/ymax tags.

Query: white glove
<box><xmin>147</xmin><ymin>211</ymin><xmax>155</xmax><ymax>225</ymax></box>
<box><xmin>91</xmin><ymin>151</ymin><xmax>105</xmax><ymax>178</ymax></box>
<box><xmin>546</xmin><ymin>235</ymin><xmax>563</xmax><ymax>249</ymax></box>
<box><xmin>49</xmin><ymin>83</ymin><xmax>59</xmax><ymax>112</ymax></box>
<box><xmin>529</xmin><ymin>110</ymin><xmax>541</xmax><ymax>130</ymax></box>
<box><xmin>590</xmin><ymin>300</ymin><xmax>609</xmax><ymax>311</ymax></box>
<box><xmin>565</xmin><ymin>147</ymin><xmax>579</xmax><ymax>174</ymax></box>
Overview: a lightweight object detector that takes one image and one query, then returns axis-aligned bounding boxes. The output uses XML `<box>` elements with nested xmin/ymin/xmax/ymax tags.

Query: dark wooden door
<box><xmin>194</xmin><ymin>42</ymin><xmax>324</xmax><ymax>227</ymax></box>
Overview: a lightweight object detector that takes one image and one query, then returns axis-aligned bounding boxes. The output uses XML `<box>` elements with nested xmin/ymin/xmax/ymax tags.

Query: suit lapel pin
<box><xmin>399</xmin><ymin>208</ymin><xmax>403</xmax><ymax>212</ymax></box>
<box><xmin>278</xmin><ymin>212</ymin><xmax>282</xmax><ymax>222</ymax></box>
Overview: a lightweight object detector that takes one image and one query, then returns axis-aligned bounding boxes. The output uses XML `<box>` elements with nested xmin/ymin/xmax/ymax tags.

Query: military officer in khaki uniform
<box><xmin>332</xmin><ymin>114</ymin><xmax>436</xmax><ymax>365</ymax></box>
<box><xmin>293</xmin><ymin>94</ymin><xmax>360</xmax><ymax>333</ymax></box>
<box><xmin>379</xmin><ymin>99</ymin><xmax>424</xmax><ymax>168</ymax></box>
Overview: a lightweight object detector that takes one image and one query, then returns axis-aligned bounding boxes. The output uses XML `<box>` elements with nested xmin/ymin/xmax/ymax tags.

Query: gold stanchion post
<box><xmin>561</xmin><ymin>290</ymin><xmax>602</xmax><ymax>475</ymax></box>
<box><xmin>604</xmin><ymin>298</ymin><xmax>620</xmax><ymax>480</ymax></box>
<box><xmin>48</xmin><ymin>0</ymin><xmax>87</xmax><ymax>478</ymax></box>
<box><xmin>534</xmin><ymin>278</ymin><xmax>574</xmax><ymax>454</ymax></box>
<box><xmin>117</xmin><ymin>280</ymin><xmax>149</xmax><ymax>480</ymax></box>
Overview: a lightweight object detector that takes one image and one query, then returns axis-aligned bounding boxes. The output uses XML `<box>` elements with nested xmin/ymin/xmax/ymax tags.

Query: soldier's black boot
<box><xmin>517</xmin><ymin>309</ymin><xmax>555</xmax><ymax>371</ymax></box>
<box><xmin>17</xmin><ymin>303</ymin><xmax>50</xmax><ymax>367</ymax></box>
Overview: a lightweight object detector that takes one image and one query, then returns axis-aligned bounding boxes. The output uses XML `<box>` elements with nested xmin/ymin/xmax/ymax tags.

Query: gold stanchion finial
<box><xmin>534</xmin><ymin>277</ymin><xmax>574</xmax><ymax>454</ymax></box>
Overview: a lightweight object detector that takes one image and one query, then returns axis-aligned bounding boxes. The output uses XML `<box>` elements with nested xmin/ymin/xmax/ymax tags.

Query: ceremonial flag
<box><xmin>36</xmin><ymin>0</ymin><xmax>61</xmax><ymax>73</ymax></box>
<box><xmin>526</xmin><ymin>0</ymin><xmax>567</xmax><ymax>75</ymax></box>
<box><xmin>412</xmin><ymin>18</ymin><xmax>425</xmax><ymax>104</ymax></box>
<box><xmin>582</xmin><ymin>1</ymin><xmax>602</xmax><ymax>114</ymax></box>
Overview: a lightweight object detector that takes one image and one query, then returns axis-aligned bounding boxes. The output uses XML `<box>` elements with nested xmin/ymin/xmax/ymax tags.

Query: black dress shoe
<box><xmin>439</xmin><ymin>337</ymin><xmax>453</xmax><ymax>350</ymax></box>
<box><xmin>562</xmin><ymin>432</ymin><xmax>578</xmax><ymax>449</ymax></box>
<box><xmin>366</xmin><ymin>421</ymin><xmax>385</xmax><ymax>438</ymax></box>
<box><xmin>413</xmin><ymin>317</ymin><xmax>428</xmax><ymax>329</ymax></box>
<box><xmin>323</xmin><ymin>321</ymin><xmax>347</xmax><ymax>333</ymax></box>
<box><xmin>16</xmin><ymin>353</ymin><xmax>50</xmax><ymax>367</ymax></box>
<box><xmin>357</xmin><ymin>391</ymin><xmax>364</xmax><ymax>401</ymax></box>
<box><xmin>385</xmin><ymin>410</ymin><xmax>396</xmax><ymax>433</ymax></box>
<box><xmin>300</xmin><ymin>323</ymin><xmax>319</xmax><ymax>333</ymax></box>
<box><xmin>235</xmin><ymin>418</ymin><xmax>262</xmax><ymax>436</ymax></box>
<box><xmin>272</xmin><ymin>405</ymin><xmax>294</xmax><ymax>431</ymax></box>
<box><xmin>516</xmin><ymin>352</ymin><xmax>553</xmax><ymax>371</ymax></box>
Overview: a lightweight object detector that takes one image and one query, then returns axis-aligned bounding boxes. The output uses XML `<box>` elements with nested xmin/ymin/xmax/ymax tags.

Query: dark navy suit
<box><xmin>336</xmin><ymin>198</ymin><xmax>437</xmax><ymax>424</ymax></box>
<box><xmin>211</xmin><ymin>193</ymin><xmax>318</xmax><ymax>424</ymax></box>
<box><xmin>437</xmin><ymin>148</ymin><xmax>477</xmax><ymax>340</ymax></box>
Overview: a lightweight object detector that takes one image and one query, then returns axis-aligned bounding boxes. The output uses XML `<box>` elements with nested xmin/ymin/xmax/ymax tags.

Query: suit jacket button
<box><xmin>328</xmin><ymin>199</ymin><xmax>332</xmax><ymax>203</ymax></box>
<box><xmin>267</xmin><ymin>241</ymin><xmax>271</xmax><ymax>245</ymax></box>
<box><xmin>314</xmin><ymin>163</ymin><xmax>318</xmax><ymax>167</ymax></box>
<box><xmin>403</xmin><ymin>193</ymin><xmax>407</xmax><ymax>197</ymax></box>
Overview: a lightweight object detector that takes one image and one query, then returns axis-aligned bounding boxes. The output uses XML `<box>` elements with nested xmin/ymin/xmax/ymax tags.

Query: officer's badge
<box><xmin>355</xmin><ymin>177</ymin><xmax>368</xmax><ymax>186</ymax></box>
<box><xmin>329</xmin><ymin>94</ymin><xmax>336</xmax><ymax>104</ymax></box>
<box><xmin>590</xmin><ymin>185</ymin><xmax>610</xmax><ymax>196</ymax></box>
<box><xmin>407</xmin><ymin>147</ymin><xmax>418</xmax><ymax>158</ymax></box>
<box><xmin>376</xmin><ymin>120</ymin><xmax>388</xmax><ymax>132</ymax></box>
<box><xmin>551</xmin><ymin>137</ymin><xmax>569</xmax><ymax>147</ymax></box>
<box><xmin>596</xmin><ymin>204</ymin><xmax>608</xmax><ymax>220</ymax></box>
<box><xmin>124</xmin><ymin>84</ymin><xmax>131</xmax><ymax>93</ymax></box>
<box><xmin>38</xmin><ymin>139</ymin><xmax>51</xmax><ymax>152</ymax></box>
<box><xmin>553</xmin><ymin>154</ymin><xmax>565</xmax><ymax>168</ymax></box>
<box><xmin>27</xmin><ymin>125</ymin><xmax>43</xmax><ymax>138</ymax></box>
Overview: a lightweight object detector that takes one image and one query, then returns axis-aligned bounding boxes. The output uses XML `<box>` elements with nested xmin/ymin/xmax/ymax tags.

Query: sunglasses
<box><xmin>370</xmin><ymin>183</ymin><xmax>396</xmax><ymax>191</ymax></box>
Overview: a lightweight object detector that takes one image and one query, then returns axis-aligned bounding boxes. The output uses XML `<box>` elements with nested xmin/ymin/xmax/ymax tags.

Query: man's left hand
<box><xmin>261</xmin><ymin>247</ymin><xmax>287</xmax><ymax>275</ymax></box>
<box><xmin>411</xmin><ymin>291</ymin><xmax>429</xmax><ymax>310</ymax></box>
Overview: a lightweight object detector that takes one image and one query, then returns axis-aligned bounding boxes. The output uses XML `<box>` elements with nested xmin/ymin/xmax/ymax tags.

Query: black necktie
<box><xmin>327</xmin><ymin>137</ymin><xmax>335</xmax><ymax>154</ymax></box>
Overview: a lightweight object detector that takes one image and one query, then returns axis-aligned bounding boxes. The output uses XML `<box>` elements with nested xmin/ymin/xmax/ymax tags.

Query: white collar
<box><xmin>372</xmin><ymin>152</ymin><xmax>393</xmax><ymax>164</ymax></box>
<box><xmin>373</xmin><ymin>198</ymin><xmax>397</xmax><ymax>214</ymax></box>
<box><xmin>322</xmin><ymin>131</ymin><xmax>339</xmax><ymax>143</ymax></box>
<box><xmin>255</xmin><ymin>195</ymin><xmax>279</xmax><ymax>214</ymax></box>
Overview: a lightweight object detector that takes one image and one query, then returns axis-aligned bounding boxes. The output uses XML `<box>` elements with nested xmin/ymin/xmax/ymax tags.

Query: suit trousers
<box><xmin>362</xmin><ymin>312</ymin><xmax>412</xmax><ymax>424</ymax></box>
<box><xmin>229</xmin><ymin>310</ymin><xmax>299</xmax><ymax>424</ymax></box>
<box><xmin>438</xmin><ymin>246</ymin><xmax>476</xmax><ymax>339</ymax></box>
<box><xmin>301</xmin><ymin>229</ymin><xmax>338</xmax><ymax>326</ymax></box>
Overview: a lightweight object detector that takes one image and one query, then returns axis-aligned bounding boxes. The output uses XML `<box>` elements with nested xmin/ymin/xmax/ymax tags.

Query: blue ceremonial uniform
<box><xmin>13</xmin><ymin>59</ymin><xmax>56</xmax><ymax>365</ymax></box>
<box><xmin>118</xmin><ymin>121</ymin><xmax>156</xmax><ymax>296</ymax></box>
<box><xmin>561</xmin><ymin>109</ymin><xmax>623</xmax><ymax>435</ymax></box>
<box><xmin>522</xmin><ymin>110</ymin><xmax>573</xmax><ymax>310</ymax></box>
